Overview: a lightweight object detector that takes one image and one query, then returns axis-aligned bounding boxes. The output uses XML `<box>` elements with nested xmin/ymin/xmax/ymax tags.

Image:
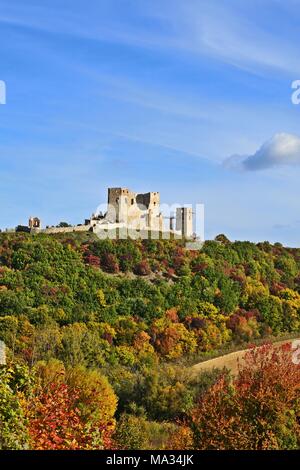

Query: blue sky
<box><xmin>1</xmin><ymin>0</ymin><xmax>300</xmax><ymax>245</ymax></box>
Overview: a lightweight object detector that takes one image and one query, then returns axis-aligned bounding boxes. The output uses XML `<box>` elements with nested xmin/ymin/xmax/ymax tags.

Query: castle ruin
<box><xmin>21</xmin><ymin>187</ymin><xmax>195</xmax><ymax>239</ymax></box>
<box><xmin>87</xmin><ymin>188</ymin><xmax>164</xmax><ymax>233</ymax></box>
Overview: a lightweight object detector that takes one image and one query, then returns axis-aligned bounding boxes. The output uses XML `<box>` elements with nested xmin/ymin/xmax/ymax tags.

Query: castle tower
<box><xmin>29</xmin><ymin>217</ymin><xmax>41</xmax><ymax>230</ymax></box>
<box><xmin>106</xmin><ymin>188</ymin><xmax>161</xmax><ymax>230</ymax></box>
<box><xmin>107</xmin><ymin>188</ymin><xmax>133</xmax><ymax>223</ymax></box>
<box><xmin>176</xmin><ymin>207</ymin><xmax>193</xmax><ymax>238</ymax></box>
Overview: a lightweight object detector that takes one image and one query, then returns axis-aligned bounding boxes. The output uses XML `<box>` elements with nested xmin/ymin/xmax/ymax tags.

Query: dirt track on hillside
<box><xmin>191</xmin><ymin>338</ymin><xmax>300</xmax><ymax>376</ymax></box>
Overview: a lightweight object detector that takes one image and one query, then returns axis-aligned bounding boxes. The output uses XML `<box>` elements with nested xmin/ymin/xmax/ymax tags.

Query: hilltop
<box><xmin>1</xmin><ymin>231</ymin><xmax>300</xmax><ymax>358</ymax></box>
<box><xmin>1</xmin><ymin>231</ymin><xmax>300</xmax><ymax>449</ymax></box>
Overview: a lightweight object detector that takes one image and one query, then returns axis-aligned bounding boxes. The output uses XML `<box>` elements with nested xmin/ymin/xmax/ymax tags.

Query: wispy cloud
<box><xmin>2</xmin><ymin>0</ymin><xmax>300</xmax><ymax>77</ymax></box>
<box><xmin>180</xmin><ymin>1</ymin><xmax>300</xmax><ymax>76</ymax></box>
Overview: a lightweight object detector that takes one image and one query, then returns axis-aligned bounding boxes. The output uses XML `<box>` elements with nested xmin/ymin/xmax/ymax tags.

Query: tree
<box><xmin>66</xmin><ymin>365</ymin><xmax>117</xmax><ymax>446</ymax></box>
<box><xmin>176</xmin><ymin>343</ymin><xmax>300</xmax><ymax>450</ymax></box>
<box><xmin>140</xmin><ymin>365</ymin><xmax>195</xmax><ymax>420</ymax></box>
<box><xmin>28</xmin><ymin>364</ymin><xmax>117</xmax><ymax>450</ymax></box>
<box><xmin>134</xmin><ymin>260</ymin><xmax>151</xmax><ymax>276</ymax></box>
<box><xmin>0</xmin><ymin>316</ymin><xmax>18</xmax><ymax>353</ymax></box>
<box><xmin>214</xmin><ymin>234</ymin><xmax>231</xmax><ymax>245</ymax></box>
<box><xmin>57</xmin><ymin>222</ymin><xmax>71</xmax><ymax>228</ymax></box>
<box><xmin>114</xmin><ymin>413</ymin><xmax>149</xmax><ymax>449</ymax></box>
<box><xmin>101</xmin><ymin>253</ymin><xmax>119</xmax><ymax>273</ymax></box>
<box><xmin>151</xmin><ymin>317</ymin><xmax>197</xmax><ymax>359</ymax></box>
<box><xmin>85</xmin><ymin>254</ymin><xmax>101</xmax><ymax>268</ymax></box>
<box><xmin>28</xmin><ymin>381</ymin><xmax>86</xmax><ymax>449</ymax></box>
<box><xmin>0</xmin><ymin>364</ymin><xmax>32</xmax><ymax>449</ymax></box>
<box><xmin>185</xmin><ymin>313</ymin><xmax>232</xmax><ymax>351</ymax></box>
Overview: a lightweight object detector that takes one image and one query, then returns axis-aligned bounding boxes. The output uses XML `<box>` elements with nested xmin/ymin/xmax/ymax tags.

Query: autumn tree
<box><xmin>173</xmin><ymin>343</ymin><xmax>300</xmax><ymax>450</ymax></box>
<box><xmin>0</xmin><ymin>363</ymin><xmax>32</xmax><ymax>449</ymax></box>
<box><xmin>28</xmin><ymin>362</ymin><xmax>117</xmax><ymax>450</ymax></box>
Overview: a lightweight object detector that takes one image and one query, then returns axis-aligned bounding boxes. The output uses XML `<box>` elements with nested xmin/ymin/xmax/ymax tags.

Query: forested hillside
<box><xmin>1</xmin><ymin>232</ymin><xmax>300</xmax><ymax>449</ymax></box>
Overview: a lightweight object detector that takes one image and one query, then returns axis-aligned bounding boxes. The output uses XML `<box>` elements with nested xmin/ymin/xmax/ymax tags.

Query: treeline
<box><xmin>1</xmin><ymin>232</ymin><xmax>300</xmax><ymax>449</ymax></box>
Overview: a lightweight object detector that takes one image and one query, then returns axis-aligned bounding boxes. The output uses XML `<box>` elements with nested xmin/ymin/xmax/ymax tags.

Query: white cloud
<box><xmin>224</xmin><ymin>133</ymin><xmax>300</xmax><ymax>171</ymax></box>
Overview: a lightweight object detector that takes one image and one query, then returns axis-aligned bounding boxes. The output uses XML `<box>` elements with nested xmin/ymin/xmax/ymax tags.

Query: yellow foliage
<box><xmin>97</xmin><ymin>289</ymin><xmax>106</xmax><ymax>307</ymax></box>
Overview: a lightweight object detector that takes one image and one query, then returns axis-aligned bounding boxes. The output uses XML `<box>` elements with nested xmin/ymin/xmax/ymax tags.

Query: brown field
<box><xmin>191</xmin><ymin>338</ymin><xmax>300</xmax><ymax>377</ymax></box>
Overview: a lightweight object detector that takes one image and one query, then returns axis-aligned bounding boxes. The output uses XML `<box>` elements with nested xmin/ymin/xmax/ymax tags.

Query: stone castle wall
<box><xmin>41</xmin><ymin>225</ymin><xmax>91</xmax><ymax>234</ymax></box>
<box><xmin>10</xmin><ymin>187</ymin><xmax>194</xmax><ymax>239</ymax></box>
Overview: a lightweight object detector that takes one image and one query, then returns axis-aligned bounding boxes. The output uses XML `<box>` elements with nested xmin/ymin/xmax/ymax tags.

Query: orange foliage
<box><xmin>172</xmin><ymin>343</ymin><xmax>300</xmax><ymax>450</ymax></box>
<box><xmin>27</xmin><ymin>379</ymin><xmax>114</xmax><ymax>450</ymax></box>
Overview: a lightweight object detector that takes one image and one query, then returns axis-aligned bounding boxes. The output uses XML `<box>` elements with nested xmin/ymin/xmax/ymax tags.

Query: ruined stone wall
<box><xmin>43</xmin><ymin>225</ymin><xmax>91</xmax><ymax>234</ymax></box>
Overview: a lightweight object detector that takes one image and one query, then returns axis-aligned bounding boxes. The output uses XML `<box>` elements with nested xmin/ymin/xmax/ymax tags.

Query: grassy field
<box><xmin>191</xmin><ymin>337</ymin><xmax>300</xmax><ymax>376</ymax></box>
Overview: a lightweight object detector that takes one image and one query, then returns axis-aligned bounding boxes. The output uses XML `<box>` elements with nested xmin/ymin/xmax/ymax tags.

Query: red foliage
<box><xmin>102</xmin><ymin>332</ymin><xmax>114</xmax><ymax>345</ymax></box>
<box><xmin>28</xmin><ymin>382</ymin><xmax>112</xmax><ymax>450</ymax></box>
<box><xmin>85</xmin><ymin>254</ymin><xmax>101</xmax><ymax>268</ymax></box>
<box><xmin>227</xmin><ymin>309</ymin><xmax>260</xmax><ymax>331</ymax></box>
<box><xmin>42</xmin><ymin>286</ymin><xmax>59</xmax><ymax>297</ymax></box>
<box><xmin>165</xmin><ymin>267</ymin><xmax>175</xmax><ymax>279</ymax></box>
<box><xmin>80</xmin><ymin>244</ymin><xmax>90</xmax><ymax>254</ymax></box>
<box><xmin>133</xmin><ymin>259</ymin><xmax>151</xmax><ymax>276</ymax></box>
<box><xmin>191</xmin><ymin>262</ymin><xmax>208</xmax><ymax>273</ymax></box>
<box><xmin>270</xmin><ymin>281</ymin><xmax>286</xmax><ymax>295</ymax></box>
<box><xmin>173</xmin><ymin>255</ymin><xmax>186</xmax><ymax>270</ymax></box>
<box><xmin>102</xmin><ymin>253</ymin><xmax>119</xmax><ymax>273</ymax></box>
<box><xmin>173</xmin><ymin>343</ymin><xmax>300</xmax><ymax>450</ymax></box>
<box><xmin>229</xmin><ymin>272</ymin><xmax>245</xmax><ymax>284</ymax></box>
